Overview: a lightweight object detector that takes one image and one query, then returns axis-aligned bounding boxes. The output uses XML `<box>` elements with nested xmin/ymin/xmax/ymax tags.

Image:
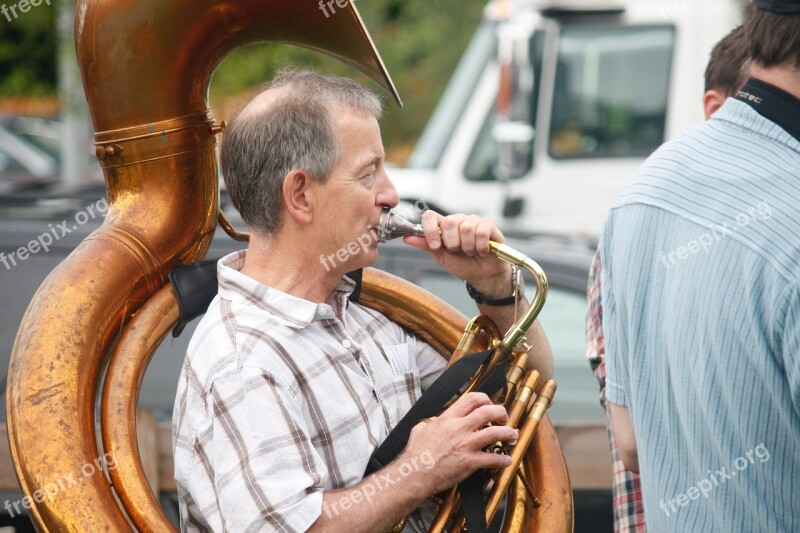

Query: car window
<box><xmin>415</xmin><ymin>271</ymin><xmax>603</xmax><ymax>424</ymax></box>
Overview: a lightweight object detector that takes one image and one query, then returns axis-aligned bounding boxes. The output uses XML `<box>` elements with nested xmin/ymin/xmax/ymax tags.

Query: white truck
<box><xmin>391</xmin><ymin>0</ymin><xmax>743</xmax><ymax>239</ymax></box>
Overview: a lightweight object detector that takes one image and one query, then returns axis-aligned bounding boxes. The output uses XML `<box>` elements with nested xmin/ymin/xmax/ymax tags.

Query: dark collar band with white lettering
<box><xmin>754</xmin><ymin>0</ymin><xmax>800</xmax><ymax>14</ymax></box>
<box><xmin>734</xmin><ymin>78</ymin><xmax>800</xmax><ymax>144</ymax></box>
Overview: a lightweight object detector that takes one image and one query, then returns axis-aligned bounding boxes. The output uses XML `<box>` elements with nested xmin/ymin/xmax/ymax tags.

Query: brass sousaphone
<box><xmin>7</xmin><ymin>0</ymin><xmax>573</xmax><ymax>530</ymax></box>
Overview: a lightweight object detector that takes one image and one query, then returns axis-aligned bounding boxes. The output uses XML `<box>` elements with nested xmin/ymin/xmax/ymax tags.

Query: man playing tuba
<box><xmin>172</xmin><ymin>69</ymin><xmax>553</xmax><ymax>532</ymax></box>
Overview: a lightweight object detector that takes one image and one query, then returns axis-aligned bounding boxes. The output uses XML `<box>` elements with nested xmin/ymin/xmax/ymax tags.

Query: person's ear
<box><xmin>282</xmin><ymin>169</ymin><xmax>314</xmax><ymax>225</ymax></box>
<box><xmin>703</xmin><ymin>90</ymin><xmax>727</xmax><ymax>120</ymax></box>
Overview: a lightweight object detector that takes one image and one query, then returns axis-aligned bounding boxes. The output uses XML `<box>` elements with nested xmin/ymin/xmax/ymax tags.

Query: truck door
<box><xmin>511</xmin><ymin>20</ymin><xmax>676</xmax><ymax>236</ymax></box>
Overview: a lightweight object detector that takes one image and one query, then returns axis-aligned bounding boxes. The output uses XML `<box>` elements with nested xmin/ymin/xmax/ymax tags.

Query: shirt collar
<box><xmin>216</xmin><ymin>250</ymin><xmax>356</xmax><ymax>329</ymax></box>
<box><xmin>715</xmin><ymin>97</ymin><xmax>800</xmax><ymax>151</ymax></box>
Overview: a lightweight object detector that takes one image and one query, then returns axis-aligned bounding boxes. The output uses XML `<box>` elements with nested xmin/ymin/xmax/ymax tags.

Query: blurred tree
<box><xmin>0</xmin><ymin>6</ymin><xmax>57</xmax><ymax>97</ymax></box>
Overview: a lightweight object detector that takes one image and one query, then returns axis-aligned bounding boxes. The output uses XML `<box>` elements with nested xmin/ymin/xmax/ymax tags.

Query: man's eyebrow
<box><xmin>357</xmin><ymin>156</ymin><xmax>381</xmax><ymax>172</ymax></box>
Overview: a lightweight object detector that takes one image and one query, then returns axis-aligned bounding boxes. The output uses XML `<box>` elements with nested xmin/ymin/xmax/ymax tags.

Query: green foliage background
<box><xmin>0</xmin><ymin>0</ymin><xmax>485</xmax><ymax>159</ymax></box>
<box><xmin>0</xmin><ymin>6</ymin><xmax>57</xmax><ymax>97</ymax></box>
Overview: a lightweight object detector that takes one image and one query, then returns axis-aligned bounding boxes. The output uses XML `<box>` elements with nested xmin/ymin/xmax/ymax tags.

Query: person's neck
<box><xmin>749</xmin><ymin>63</ymin><xmax>800</xmax><ymax>101</ymax></box>
<box><xmin>240</xmin><ymin>228</ymin><xmax>343</xmax><ymax>304</ymax></box>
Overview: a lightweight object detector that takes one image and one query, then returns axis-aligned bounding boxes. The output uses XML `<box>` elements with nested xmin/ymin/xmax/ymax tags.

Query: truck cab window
<box><xmin>549</xmin><ymin>25</ymin><xmax>674</xmax><ymax>159</ymax></box>
<box><xmin>464</xmin><ymin>31</ymin><xmax>545</xmax><ymax>182</ymax></box>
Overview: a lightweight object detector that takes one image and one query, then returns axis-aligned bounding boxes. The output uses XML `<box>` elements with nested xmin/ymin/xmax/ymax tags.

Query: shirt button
<box><xmin>318</xmin><ymin>307</ymin><xmax>328</xmax><ymax>316</ymax></box>
<box><xmin>342</xmin><ymin>340</ymin><xmax>352</xmax><ymax>349</ymax></box>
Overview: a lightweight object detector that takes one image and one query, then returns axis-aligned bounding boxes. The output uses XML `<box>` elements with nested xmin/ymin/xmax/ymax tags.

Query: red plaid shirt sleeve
<box><xmin>586</xmin><ymin>251</ymin><xmax>647</xmax><ymax>533</ymax></box>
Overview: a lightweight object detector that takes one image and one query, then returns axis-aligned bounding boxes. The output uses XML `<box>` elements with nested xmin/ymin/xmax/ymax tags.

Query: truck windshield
<box><xmin>549</xmin><ymin>25</ymin><xmax>675</xmax><ymax>159</ymax></box>
<box><xmin>407</xmin><ymin>21</ymin><xmax>497</xmax><ymax>169</ymax></box>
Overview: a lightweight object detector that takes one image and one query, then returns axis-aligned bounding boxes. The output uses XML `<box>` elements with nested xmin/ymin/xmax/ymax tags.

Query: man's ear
<box><xmin>703</xmin><ymin>90</ymin><xmax>727</xmax><ymax>120</ymax></box>
<box><xmin>282</xmin><ymin>169</ymin><xmax>314</xmax><ymax>225</ymax></box>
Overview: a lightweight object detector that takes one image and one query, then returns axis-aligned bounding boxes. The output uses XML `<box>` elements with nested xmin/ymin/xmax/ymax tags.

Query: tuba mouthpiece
<box><xmin>376</xmin><ymin>207</ymin><xmax>424</xmax><ymax>243</ymax></box>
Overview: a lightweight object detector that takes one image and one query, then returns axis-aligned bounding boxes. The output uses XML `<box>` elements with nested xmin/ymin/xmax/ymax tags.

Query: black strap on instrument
<box><xmin>734</xmin><ymin>78</ymin><xmax>800</xmax><ymax>144</ymax></box>
<box><xmin>365</xmin><ymin>351</ymin><xmax>508</xmax><ymax>533</ymax></box>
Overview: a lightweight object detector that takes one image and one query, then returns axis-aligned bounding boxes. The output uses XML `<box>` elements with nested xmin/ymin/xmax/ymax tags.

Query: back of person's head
<box><xmin>221</xmin><ymin>69</ymin><xmax>383</xmax><ymax>234</ymax></box>
<box><xmin>744</xmin><ymin>0</ymin><xmax>800</xmax><ymax>68</ymax></box>
<box><xmin>704</xmin><ymin>25</ymin><xmax>749</xmax><ymax>95</ymax></box>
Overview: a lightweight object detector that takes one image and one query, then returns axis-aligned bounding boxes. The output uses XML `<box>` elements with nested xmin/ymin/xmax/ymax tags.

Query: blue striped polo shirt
<box><xmin>601</xmin><ymin>98</ymin><xmax>800</xmax><ymax>531</ymax></box>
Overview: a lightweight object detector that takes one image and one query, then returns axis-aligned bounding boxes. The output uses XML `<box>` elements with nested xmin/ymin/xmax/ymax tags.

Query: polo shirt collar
<box><xmin>216</xmin><ymin>250</ymin><xmax>356</xmax><ymax>329</ymax></box>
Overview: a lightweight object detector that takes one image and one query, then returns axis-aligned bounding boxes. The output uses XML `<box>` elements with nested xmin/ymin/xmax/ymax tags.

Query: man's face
<box><xmin>311</xmin><ymin>108</ymin><xmax>399</xmax><ymax>273</ymax></box>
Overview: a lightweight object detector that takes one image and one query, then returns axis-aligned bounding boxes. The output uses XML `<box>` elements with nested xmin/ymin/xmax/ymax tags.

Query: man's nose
<box><xmin>376</xmin><ymin>169</ymin><xmax>399</xmax><ymax>208</ymax></box>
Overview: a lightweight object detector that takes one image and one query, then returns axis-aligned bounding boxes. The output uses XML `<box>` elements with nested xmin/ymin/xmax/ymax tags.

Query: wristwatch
<box><xmin>465</xmin><ymin>265</ymin><xmax>522</xmax><ymax>306</ymax></box>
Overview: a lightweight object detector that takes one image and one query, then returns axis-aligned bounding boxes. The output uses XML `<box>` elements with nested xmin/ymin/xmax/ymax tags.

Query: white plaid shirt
<box><xmin>173</xmin><ymin>251</ymin><xmax>447</xmax><ymax>532</ymax></box>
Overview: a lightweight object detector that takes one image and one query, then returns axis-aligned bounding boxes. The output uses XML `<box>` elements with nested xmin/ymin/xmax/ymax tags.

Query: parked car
<box><xmin>0</xmin><ymin>191</ymin><xmax>610</xmax><ymax>530</ymax></box>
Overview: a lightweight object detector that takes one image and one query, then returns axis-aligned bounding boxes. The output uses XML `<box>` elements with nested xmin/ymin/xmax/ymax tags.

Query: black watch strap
<box><xmin>465</xmin><ymin>281</ymin><xmax>517</xmax><ymax>306</ymax></box>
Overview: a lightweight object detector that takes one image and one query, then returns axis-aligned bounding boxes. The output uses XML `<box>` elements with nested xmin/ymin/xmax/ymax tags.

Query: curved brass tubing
<box><xmin>101</xmin><ymin>284</ymin><xmax>180</xmax><ymax>532</ymax></box>
<box><xmin>7</xmin><ymin>0</ymin><xmax>399</xmax><ymax>530</ymax></box>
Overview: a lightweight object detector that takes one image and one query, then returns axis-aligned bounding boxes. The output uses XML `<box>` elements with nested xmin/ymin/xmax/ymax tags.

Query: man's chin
<box><xmin>347</xmin><ymin>248</ymin><xmax>379</xmax><ymax>272</ymax></box>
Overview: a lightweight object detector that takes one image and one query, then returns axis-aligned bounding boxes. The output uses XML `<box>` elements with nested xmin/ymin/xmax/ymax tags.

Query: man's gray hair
<box><xmin>221</xmin><ymin>69</ymin><xmax>383</xmax><ymax>234</ymax></box>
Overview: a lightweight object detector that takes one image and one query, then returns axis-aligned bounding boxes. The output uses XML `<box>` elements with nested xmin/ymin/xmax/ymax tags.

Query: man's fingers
<box><xmin>440</xmin><ymin>392</ymin><xmax>493</xmax><ymax>419</ymax></box>
<box><xmin>419</xmin><ymin>211</ymin><xmax>504</xmax><ymax>259</ymax></box>
<box><xmin>440</xmin><ymin>214</ymin><xmax>466</xmax><ymax>251</ymax></box>
<box><xmin>458</xmin><ymin>215</ymin><xmax>481</xmax><ymax>256</ymax></box>
<box><xmin>472</xmin><ymin>450</ymin><xmax>513</xmax><ymax>470</ymax></box>
<box><xmin>474</xmin><ymin>219</ymin><xmax>496</xmax><ymax>255</ymax></box>
<box><xmin>420</xmin><ymin>210</ymin><xmax>443</xmax><ymax>250</ymax></box>
<box><xmin>462</xmin><ymin>403</ymin><xmax>509</xmax><ymax>430</ymax></box>
<box><xmin>469</xmin><ymin>424</ymin><xmax>518</xmax><ymax>450</ymax></box>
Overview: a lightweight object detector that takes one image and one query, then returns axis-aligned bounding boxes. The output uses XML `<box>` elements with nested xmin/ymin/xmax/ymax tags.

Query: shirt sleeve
<box><xmin>779</xmin><ymin>281</ymin><xmax>800</xmax><ymax>417</ymax></box>
<box><xmin>600</xmin><ymin>234</ymin><xmax>630</xmax><ymax>407</ymax></box>
<box><xmin>586</xmin><ymin>251</ymin><xmax>607</xmax><ymax>397</ymax></box>
<box><xmin>204</xmin><ymin>366</ymin><xmax>326</xmax><ymax>532</ymax></box>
